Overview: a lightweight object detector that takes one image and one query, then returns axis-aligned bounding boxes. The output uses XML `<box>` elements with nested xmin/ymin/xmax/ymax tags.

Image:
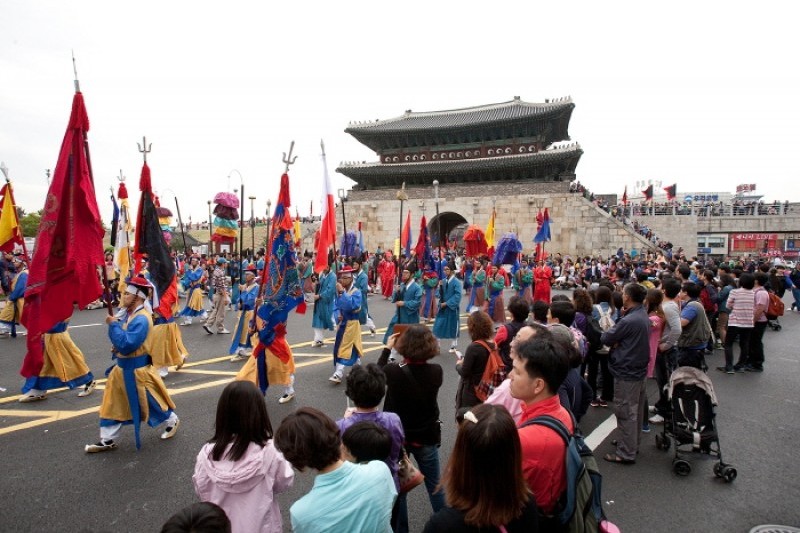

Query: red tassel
<box><xmin>118</xmin><ymin>182</ymin><xmax>128</xmax><ymax>199</ymax></box>
<box><xmin>139</xmin><ymin>163</ymin><xmax>152</xmax><ymax>193</ymax></box>
<box><xmin>296</xmin><ymin>301</ymin><xmax>307</xmax><ymax>315</ymax></box>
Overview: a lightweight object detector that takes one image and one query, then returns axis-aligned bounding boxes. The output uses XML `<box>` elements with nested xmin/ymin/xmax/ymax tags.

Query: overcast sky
<box><xmin>3</xmin><ymin>1</ymin><xmax>799</xmax><ymax>227</ymax></box>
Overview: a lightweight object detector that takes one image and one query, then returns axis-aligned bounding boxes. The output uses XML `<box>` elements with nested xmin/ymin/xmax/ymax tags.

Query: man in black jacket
<box><xmin>600</xmin><ymin>283</ymin><xmax>650</xmax><ymax>464</ymax></box>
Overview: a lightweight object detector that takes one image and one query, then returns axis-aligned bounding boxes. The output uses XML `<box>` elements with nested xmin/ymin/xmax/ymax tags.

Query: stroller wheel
<box><xmin>713</xmin><ymin>463</ymin><xmax>723</xmax><ymax>477</ymax></box>
<box><xmin>722</xmin><ymin>466</ymin><xmax>737</xmax><ymax>483</ymax></box>
<box><xmin>673</xmin><ymin>459</ymin><xmax>692</xmax><ymax>477</ymax></box>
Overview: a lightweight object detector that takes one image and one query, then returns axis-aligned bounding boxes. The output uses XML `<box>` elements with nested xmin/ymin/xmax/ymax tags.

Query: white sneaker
<box><xmin>180</xmin><ymin>319</ymin><xmax>192</xmax><ymax>326</ymax></box>
<box><xmin>649</xmin><ymin>414</ymin><xmax>665</xmax><ymax>424</ymax></box>
<box><xmin>218</xmin><ymin>328</ymin><xmax>231</xmax><ymax>335</ymax></box>
<box><xmin>312</xmin><ymin>340</ymin><xmax>325</xmax><ymax>348</ymax></box>
<box><xmin>158</xmin><ymin>367</ymin><xmax>169</xmax><ymax>378</ymax></box>
<box><xmin>77</xmin><ymin>381</ymin><xmax>96</xmax><ymax>397</ymax></box>
<box><xmin>278</xmin><ymin>392</ymin><xmax>295</xmax><ymax>404</ymax></box>
<box><xmin>19</xmin><ymin>390</ymin><xmax>47</xmax><ymax>403</ymax></box>
<box><xmin>160</xmin><ymin>419</ymin><xmax>180</xmax><ymax>440</ymax></box>
<box><xmin>370</xmin><ymin>328</ymin><xmax>376</xmax><ymax>337</ymax></box>
<box><xmin>448</xmin><ymin>347</ymin><xmax>457</xmax><ymax>354</ymax></box>
<box><xmin>328</xmin><ymin>373</ymin><xmax>342</xmax><ymax>384</ymax></box>
<box><xmin>85</xmin><ymin>439</ymin><xmax>117</xmax><ymax>453</ymax></box>
<box><xmin>229</xmin><ymin>352</ymin><xmax>248</xmax><ymax>363</ymax></box>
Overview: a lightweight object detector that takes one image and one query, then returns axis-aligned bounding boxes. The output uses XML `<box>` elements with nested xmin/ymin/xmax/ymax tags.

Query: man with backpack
<box><xmin>509</xmin><ymin>334</ymin><xmax>573</xmax><ymax>529</ymax></box>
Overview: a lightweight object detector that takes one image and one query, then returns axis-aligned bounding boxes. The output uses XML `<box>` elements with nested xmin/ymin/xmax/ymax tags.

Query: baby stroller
<box><xmin>654</xmin><ymin>366</ymin><xmax>737</xmax><ymax>482</ymax></box>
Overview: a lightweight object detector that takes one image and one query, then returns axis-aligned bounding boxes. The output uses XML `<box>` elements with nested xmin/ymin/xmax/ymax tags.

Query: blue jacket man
<box><xmin>382</xmin><ymin>267</ymin><xmax>421</xmax><ymax>344</ymax></box>
<box><xmin>311</xmin><ymin>267</ymin><xmax>336</xmax><ymax>347</ymax></box>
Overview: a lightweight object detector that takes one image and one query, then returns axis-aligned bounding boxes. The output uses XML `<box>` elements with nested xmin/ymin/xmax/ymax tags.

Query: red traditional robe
<box><xmin>533</xmin><ymin>265</ymin><xmax>552</xmax><ymax>303</ymax></box>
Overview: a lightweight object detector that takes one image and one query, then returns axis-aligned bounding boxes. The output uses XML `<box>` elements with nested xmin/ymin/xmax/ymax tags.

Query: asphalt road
<box><xmin>1</xmin><ymin>290</ymin><xmax>799</xmax><ymax>532</ymax></box>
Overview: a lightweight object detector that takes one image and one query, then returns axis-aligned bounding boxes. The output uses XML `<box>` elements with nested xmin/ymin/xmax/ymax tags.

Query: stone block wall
<box><xmin>343</xmin><ymin>182</ymin><xmax>656</xmax><ymax>258</ymax></box>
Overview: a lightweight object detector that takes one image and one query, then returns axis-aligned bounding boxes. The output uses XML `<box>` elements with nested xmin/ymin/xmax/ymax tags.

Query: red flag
<box><xmin>643</xmin><ymin>184</ymin><xmax>654</xmax><ymax>201</ymax></box>
<box><xmin>663</xmin><ymin>183</ymin><xmax>677</xmax><ymax>201</ymax></box>
<box><xmin>21</xmin><ymin>92</ymin><xmax>105</xmax><ymax>380</ymax></box>
<box><xmin>621</xmin><ymin>186</ymin><xmax>628</xmax><ymax>206</ymax></box>
<box><xmin>133</xmin><ymin>163</ymin><xmax>177</xmax><ymax>318</ymax></box>
<box><xmin>314</xmin><ymin>143</ymin><xmax>336</xmax><ymax>273</ymax></box>
<box><xmin>0</xmin><ymin>183</ymin><xmax>24</xmax><ymax>253</ymax></box>
<box><xmin>401</xmin><ymin>211</ymin><xmax>412</xmax><ymax>255</ymax></box>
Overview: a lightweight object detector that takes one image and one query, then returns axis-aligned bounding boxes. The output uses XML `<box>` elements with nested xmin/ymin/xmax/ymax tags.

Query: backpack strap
<box><xmin>518</xmin><ymin>414</ymin><xmax>572</xmax><ymax>445</ymax></box>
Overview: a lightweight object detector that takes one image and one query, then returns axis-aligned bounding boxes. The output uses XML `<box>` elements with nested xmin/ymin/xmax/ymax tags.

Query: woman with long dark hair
<box><xmin>193</xmin><ymin>381</ymin><xmax>294</xmax><ymax>533</ymax></box>
<box><xmin>423</xmin><ymin>404</ymin><xmax>538</xmax><ymax>532</ymax></box>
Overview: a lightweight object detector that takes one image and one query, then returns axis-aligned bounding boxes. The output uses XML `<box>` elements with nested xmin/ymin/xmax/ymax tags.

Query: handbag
<box><xmin>397</xmin><ymin>448</ymin><xmax>425</xmax><ymax>493</ymax></box>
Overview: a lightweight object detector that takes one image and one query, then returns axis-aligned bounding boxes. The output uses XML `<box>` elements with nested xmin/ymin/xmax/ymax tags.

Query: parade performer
<box><xmin>484</xmin><ymin>264</ymin><xmax>506</xmax><ymax>324</ymax></box>
<box><xmin>421</xmin><ymin>269</ymin><xmax>439</xmax><ymax>323</ymax></box>
<box><xmin>329</xmin><ymin>266</ymin><xmax>363</xmax><ymax>384</ymax></box>
<box><xmin>466</xmin><ymin>260</ymin><xmax>486</xmax><ymax>312</ymax></box>
<box><xmin>236</xmin><ymin>170</ymin><xmax>305</xmax><ymax>404</ymax></box>
<box><xmin>533</xmin><ymin>259</ymin><xmax>553</xmax><ymax>303</ymax></box>
<box><xmin>352</xmin><ymin>257</ymin><xmax>376</xmax><ymax>337</ymax></box>
<box><xmin>0</xmin><ymin>255</ymin><xmax>27</xmax><ymax>338</ymax></box>
<box><xmin>515</xmin><ymin>259</ymin><xmax>534</xmax><ymax>306</ymax></box>
<box><xmin>433</xmin><ymin>262</ymin><xmax>463</xmax><ymax>353</ymax></box>
<box><xmin>379</xmin><ymin>252</ymin><xmax>396</xmax><ymax>299</ymax></box>
<box><xmin>18</xmin><ymin>318</ymin><xmax>96</xmax><ymax>402</ymax></box>
<box><xmin>85</xmin><ymin>276</ymin><xmax>179</xmax><ymax>453</ymax></box>
<box><xmin>382</xmin><ymin>267</ymin><xmax>422</xmax><ymax>344</ymax></box>
<box><xmin>151</xmin><ymin>300</ymin><xmax>189</xmax><ymax>378</ymax></box>
<box><xmin>301</xmin><ymin>255</ymin><xmax>315</xmax><ymax>299</ymax></box>
<box><xmin>311</xmin><ymin>263</ymin><xmax>336</xmax><ymax>347</ymax></box>
<box><xmin>229</xmin><ymin>265</ymin><xmax>259</xmax><ymax>362</ymax></box>
<box><xmin>179</xmin><ymin>255</ymin><xmax>207</xmax><ymax>325</ymax></box>
<box><xmin>202</xmin><ymin>257</ymin><xmax>230</xmax><ymax>335</ymax></box>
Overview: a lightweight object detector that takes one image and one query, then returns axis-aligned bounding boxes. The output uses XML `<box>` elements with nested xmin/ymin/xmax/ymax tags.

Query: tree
<box><xmin>20</xmin><ymin>210</ymin><xmax>42</xmax><ymax>237</ymax></box>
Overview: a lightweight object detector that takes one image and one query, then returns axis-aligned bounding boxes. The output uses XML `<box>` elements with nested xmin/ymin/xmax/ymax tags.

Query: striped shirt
<box><xmin>726</xmin><ymin>288</ymin><xmax>755</xmax><ymax>328</ymax></box>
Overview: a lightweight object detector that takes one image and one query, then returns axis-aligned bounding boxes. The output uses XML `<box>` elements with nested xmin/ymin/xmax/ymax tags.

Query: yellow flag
<box><xmin>485</xmin><ymin>207</ymin><xmax>496</xmax><ymax>249</ymax></box>
<box><xmin>0</xmin><ymin>184</ymin><xmax>20</xmax><ymax>250</ymax></box>
<box><xmin>293</xmin><ymin>216</ymin><xmax>302</xmax><ymax>247</ymax></box>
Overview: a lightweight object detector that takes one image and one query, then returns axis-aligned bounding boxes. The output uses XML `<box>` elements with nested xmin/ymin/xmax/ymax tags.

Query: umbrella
<box><xmin>493</xmin><ymin>232</ymin><xmax>523</xmax><ymax>267</ymax></box>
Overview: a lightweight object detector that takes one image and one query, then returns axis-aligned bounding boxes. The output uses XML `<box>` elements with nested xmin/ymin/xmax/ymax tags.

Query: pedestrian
<box><xmin>748</xmin><ymin>272</ymin><xmax>770</xmax><ymax>372</ymax></box>
<box><xmin>494</xmin><ymin>296</ymin><xmax>530</xmax><ymax>372</ymax></box>
<box><xmin>455</xmin><ymin>311</ymin><xmax>495</xmax><ymax>413</ymax></box>
<box><xmin>161</xmin><ymin>502</ymin><xmax>231</xmax><ymax>533</ymax></box>
<box><xmin>0</xmin><ymin>255</ymin><xmax>27</xmax><ymax>337</ymax></box>
<box><xmin>378</xmin><ymin>325</ymin><xmax>445</xmax><ymax>514</ymax></box>
<box><xmin>641</xmin><ymin>288</ymin><xmax>666</xmax><ymax>432</ymax></box>
<box><xmin>515</xmin><ymin>259</ymin><xmax>534</xmax><ymax>306</ymax></box>
<box><xmin>587</xmin><ymin>286</ymin><xmax>616</xmax><ymax>408</ymax></box>
<box><xmin>717</xmin><ymin>272</ymin><xmax>755</xmax><ymax>374</ymax></box>
<box><xmin>466</xmin><ymin>260</ymin><xmax>486</xmax><ymax>312</ymax></box>
<box><xmin>274</xmin><ymin>407</ymin><xmax>396</xmax><ymax>533</ymax></box>
<box><xmin>649</xmin><ymin>277</ymin><xmax>682</xmax><ymax>424</ymax></box>
<box><xmin>85</xmin><ymin>275</ymin><xmax>179</xmax><ymax>453</ymax></box>
<box><xmin>329</xmin><ymin>266</ymin><xmax>364</xmax><ymax>384</ymax></box>
<box><xmin>508</xmin><ymin>334</ymin><xmax>572</xmax><ymax>529</ymax></box>
<box><xmin>423</xmin><ymin>404</ymin><xmax>538</xmax><ymax>533</ymax></box>
<box><xmin>193</xmin><ymin>380</ymin><xmax>294</xmax><ymax>533</ymax></box>
<box><xmin>337</xmin><ymin>364</ymin><xmax>407</xmax><ymax>532</ymax></box>
<box><xmin>484</xmin><ymin>264</ymin><xmax>506</xmax><ymax>325</ymax></box>
<box><xmin>675</xmin><ymin>282</ymin><xmax>713</xmax><ymax>369</ymax></box>
<box><xmin>600</xmin><ymin>283</ymin><xmax>650</xmax><ymax>465</ymax></box>
<box><xmin>533</xmin><ymin>259</ymin><xmax>553</xmax><ymax>303</ymax></box>
<box><xmin>432</xmin><ymin>262</ymin><xmax>462</xmax><ymax>354</ymax></box>
<box><xmin>203</xmin><ymin>257</ymin><xmax>230</xmax><ymax>335</ymax></box>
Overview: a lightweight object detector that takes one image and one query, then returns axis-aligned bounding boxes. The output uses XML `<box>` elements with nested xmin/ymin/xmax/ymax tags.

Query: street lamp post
<box><xmin>248</xmin><ymin>195</ymin><xmax>256</xmax><ymax>261</ymax></box>
<box><xmin>396</xmin><ymin>183</ymin><xmax>409</xmax><ymax>285</ymax></box>
<box><xmin>433</xmin><ymin>180</ymin><xmax>441</xmax><ymax>257</ymax></box>
<box><xmin>338</xmin><ymin>189</ymin><xmax>347</xmax><ymax>249</ymax></box>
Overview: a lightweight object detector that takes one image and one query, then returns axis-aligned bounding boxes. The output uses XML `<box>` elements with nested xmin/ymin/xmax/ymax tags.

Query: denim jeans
<box><xmin>407</xmin><ymin>443</ymin><xmax>445</xmax><ymax>513</ymax></box>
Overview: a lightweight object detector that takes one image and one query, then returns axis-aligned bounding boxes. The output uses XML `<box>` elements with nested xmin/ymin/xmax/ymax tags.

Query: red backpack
<box><xmin>766</xmin><ymin>291</ymin><xmax>784</xmax><ymax>320</ymax></box>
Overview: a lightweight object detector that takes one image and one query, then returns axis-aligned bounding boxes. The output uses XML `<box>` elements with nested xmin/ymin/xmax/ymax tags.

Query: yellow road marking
<box><xmin>0</xmin><ymin>321</ymin><xmax>467</xmax><ymax>436</ymax></box>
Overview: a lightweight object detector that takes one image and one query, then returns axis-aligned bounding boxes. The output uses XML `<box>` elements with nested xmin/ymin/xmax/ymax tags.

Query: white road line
<box><xmin>68</xmin><ymin>323</ymin><xmax>104</xmax><ymax>329</ymax></box>
<box><xmin>585</xmin><ymin>414</ymin><xmax>617</xmax><ymax>451</ymax></box>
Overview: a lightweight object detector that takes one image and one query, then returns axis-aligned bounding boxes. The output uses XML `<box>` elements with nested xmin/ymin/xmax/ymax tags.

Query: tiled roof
<box><xmin>345</xmin><ymin>96</ymin><xmax>574</xmax><ymax>134</ymax></box>
<box><xmin>336</xmin><ymin>144</ymin><xmax>582</xmax><ymax>188</ymax></box>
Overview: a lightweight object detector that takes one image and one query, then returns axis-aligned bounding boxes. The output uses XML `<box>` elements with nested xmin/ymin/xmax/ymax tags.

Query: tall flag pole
<box><xmin>132</xmin><ymin>138</ymin><xmax>177</xmax><ymax>318</ymax></box>
<box><xmin>248</xmin><ymin>143</ymin><xmax>305</xmax><ymax>394</ymax></box>
<box><xmin>315</xmin><ymin>140</ymin><xmax>336</xmax><ymax>273</ymax></box>
<box><xmin>20</xmin><ymin>69</ymin><xmax>105</xmax><ymax>382</ymax></box>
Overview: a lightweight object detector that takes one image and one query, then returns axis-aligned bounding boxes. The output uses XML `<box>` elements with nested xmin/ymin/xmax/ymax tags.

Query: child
<box><xmin>341</xmin><ymin>421</ymin><xmax>392</xmax><ymax>464</ymax></box>
<box><xmin>193</xmin><ymin>381</ymin><xmax>294</xmax><ymax>533</ymax></box>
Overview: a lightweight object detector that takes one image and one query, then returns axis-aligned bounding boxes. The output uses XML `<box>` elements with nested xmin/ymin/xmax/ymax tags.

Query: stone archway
<box><xmin>428</xmin><ymin>211</ymin><xmax>468</xmax><ymax>249</ymax></box>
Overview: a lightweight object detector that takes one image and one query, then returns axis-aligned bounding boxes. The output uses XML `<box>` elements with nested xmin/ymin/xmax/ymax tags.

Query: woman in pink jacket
<box><xmin>193</xmin><ymin>381</ymin><xmax>295</xmax><ymax>533</ymax></box>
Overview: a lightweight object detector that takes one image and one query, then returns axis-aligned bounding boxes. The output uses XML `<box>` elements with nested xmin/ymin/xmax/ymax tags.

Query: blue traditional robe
<box><xmin>333</xmin><ymin>285</ymin><xmax>363</xmax><ymax>367</ymax></box>
<box><xmin>382</xmin><ymin>280</ymin><xmax>422</xmax><ymax>344</ymax></box>
<box><xmin>312</xmin><ymin>271</ymin><xmax>336</xmax><ymax>330</ymax></box>
<box><xmin>433</xmin><ymin>274</ymin><xmax>463</xmax><ymax>340</ymax></box>
<box><xmin>354</xmin><ymin>269</ymin><xmax>370</xmax><ymax>325</ymax></box>
<box><xmin>179</xmin><ymin>266</ymin><xmax>206</xmax><ymax>316</ymax></box>
<box><xmin>229</xmin><ymin>281</ymin><xmax>260</xmax><ymax>354</ymax></box>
